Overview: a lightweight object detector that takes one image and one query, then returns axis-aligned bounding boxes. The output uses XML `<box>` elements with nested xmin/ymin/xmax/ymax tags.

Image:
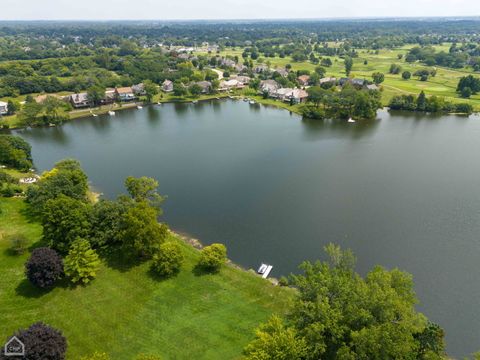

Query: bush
<box><xmin>79</xmin><ymin>352</ymin><xmax>110</xmax><ymax>360</ymax></box>
<box><xmin>9</xmin><ymin>234</ymin><xmax>29</xmax><ymax>255</ymax></box>
<box><xmin>151</xmin><ymin>242</ymin><xmax>184</xmax><ymax>277</ymax></box>
<box><xmin>25</xmin><ymin>247</ymin><xmax>64</xmax><ymax>288</ymax></box>
<box><xmin>198</xmin><ymin>243</ymin><xmax>227</xmax><ymax>271</ymax></box>
<box><xmin>64</xmin><ymin>238</ymin><xmax>101</xmax><ymax>284</ymax></box>
<box><xmin>278</xmin><ymin>276</ymin><xmax>289</xmax><ymax>287</ymax></box>
<box><xmin>3</xmin><ymin>322</ymin><xmax>67</xmax><ymax>360</ymax></box>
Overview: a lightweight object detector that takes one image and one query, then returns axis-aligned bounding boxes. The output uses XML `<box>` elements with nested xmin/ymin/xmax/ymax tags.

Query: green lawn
<box><xmin>0</xmin><ymin>198</ymin><xmax>293</xmax><ymax>359</ymax></box>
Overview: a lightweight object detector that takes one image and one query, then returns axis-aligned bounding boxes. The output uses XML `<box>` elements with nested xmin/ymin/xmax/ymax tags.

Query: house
<box><xmin>290</xmin><ymin>88</ymin><xmax>309</xmax><ymax>103</ymax></box>
<box><xmin>0</xmin><ymin>101</ymin><xmax>8</xmax><ymax>115</ymax></box>
<box><xmin>272</xmin><ymin>88</ymin><xmax>309</xmax><ymax>103</ymax></box>
<box><xmin>366</xmin><ymin>84</ymin><xmax>379</xmax><ymax>91</ymax></box>
<box><xmin>115</xmin><ymin>87</ymin><xmax>135</xmax><ymax>102</ymax></box>
<box><xmin>319</xmin><ymin>77</ymin><xmax>337</xmax><ymax>85</ymax></box>
<box><xmin>272</xmin><ymin>88</ymin><xmax>294</xmax><ymax>101</ymax></box>
<box><xmin>259</xmin><ymin>80</ymin><xmax>280</xmax><ymax>94</ymax></box>
<box><xmin>219</xmin><ymin>79</ymin><xmax>245</xmax><ymax>91</ymax></box>
<box><xmin>35</xmin><ymin>94</ymin><xmax>62</xmax><ymax>104</ymax></box>
<box><xmin>162</xmin><ymin>80</ymin><xmax>174</xmax><ymax>92</ymax></box>
<box><xmin>132</xmin><ymin>83</ymin><xmax>146</xmax><ymax>95</ymax></box>
<box><xmin>195</xmin><ymin>81</ymin><xmax>212</xmax><ymax>94</ymax></box>
<box><xmin>297</xmin><ymin>75</ymin><xmax>310</xmax><ymax>86</ymax></box>
<box><xmin>235</xmin><ymin>63</ymin><xmax>247</xmax><ymax>73</ymax></box>
<box><xmin>338</xmin><ymin>78</ymin><xmax>350</xmax><ymax>86</ymax></box>
<box><xmin>70</xmin><ymin>93</ymin><xmax>89</xmax><ymax>108</ymax></box>
<box><xmin>101</xmin><ymin>88</ymin><xmax>116</xmax><ymax>104</ymax></box>
<box><xmin>177</xmin><ymin>53</ymin><xmax>190</xmax><ymax>60</ymax></box>
<box><xmin>351</xmin><ymin>78</ymin><xmax>366</xmax><ymax>88</ymax></box>
<box><xmin>274</xmin><ymin>68</ymin><xmax>289</xmax><ymax>77</ymax></box>
<box><xmin>221</xmin><ymin>58</ymin><xmax>236</xmax><ymax>68</ymax></box>
<box><xmin>234</xmin><ymin>75</ymin><xmax>251</xmax><ymax>84</ymax></box>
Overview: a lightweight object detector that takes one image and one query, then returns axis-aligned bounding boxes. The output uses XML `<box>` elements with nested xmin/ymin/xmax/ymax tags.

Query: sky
<box><xmin>0</xmin><ymin>0</ymin><xmax>478</xmax><ymax>20</ymax></box>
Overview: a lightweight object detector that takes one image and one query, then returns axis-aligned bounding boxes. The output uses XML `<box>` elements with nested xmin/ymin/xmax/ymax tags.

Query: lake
<box><xmin>15</xmin><ymin>100</ymin><xmax>480</xmax><ymax>357</ymax></box>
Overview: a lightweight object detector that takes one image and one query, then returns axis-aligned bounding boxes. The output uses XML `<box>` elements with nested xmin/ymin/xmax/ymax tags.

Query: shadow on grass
<box><xmin>15</xmin><ymin>278</ymin><xmax>53</xmax><ymax>299</ymax></box>
<box><xmin>19</xmin><ymin>205</ymin><xmax>42</xmax><ymax>224</ymax></box>
<box><xmin>101</xmin><ymin>248</ymin><xmax>143</xmax><ymax>273</ymax></box>
<box><xmin>146</xmin><ymin>266</ymin><xmax>179</xmax><ymax>282</ymax></box>
<box><xmin>192</xmin><ymin>264</ymin><xmax>220</xmax><ymax>277</ymax></box>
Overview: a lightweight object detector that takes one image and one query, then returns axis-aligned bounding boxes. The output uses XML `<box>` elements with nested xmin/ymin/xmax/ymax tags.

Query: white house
<box><xmin>0</xmin><ymin>101</ymin><xmax>8</xmax><ymax>115</ymax></box>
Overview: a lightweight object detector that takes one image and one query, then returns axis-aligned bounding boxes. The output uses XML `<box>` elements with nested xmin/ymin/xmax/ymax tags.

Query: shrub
<box><xmin>402</xmin><ymin>71</ymin><xmax>411</xmax><ymax>80</ymax></box>
<box><xmin>4</xmin><ymin>322</ymin><xmax>67</xmax><ymax>360</ymax></box>
<box><xmin>198</xmin><ymin>243</ymin><xmax>227</xmax><ymax>271</ymax></box>
<box><xmin>79</xmin><ymin>352</ymin><xmax>110</xmax><ymax>360</ymax></box>
<box><xmin>64</xmin><ymin>238</ymin><xmax>101</xmax><ymax>284</ymax></box>
<box><xmin>9</xmin><ymin>234</ymin><xmax>29</xmax><ymax>255</ymax></box>
<box><xmin>25</xmin><ymin>247</ymin><xmax>64</xmax><ymax>288</ymax></box>
<box><xmin>151</xmin><ymin>242</ymin><xmax>184</xmax><ymax>277</ymax></box>
<box><xmin>278</xmin><ymin>276</ymin><xmax>289</xmax><ymax>287</ymax></box>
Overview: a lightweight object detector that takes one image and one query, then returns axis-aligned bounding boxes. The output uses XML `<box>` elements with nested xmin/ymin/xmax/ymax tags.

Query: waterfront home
<box><xmin>366</xmin><ymin>84</ymin><xmax>379</xmax><ymax>91</ymax></box>
<box><xmin>273</xmin><ymin>88</ymin><xmax>295</xmax><ymax>101</ymax></box>
<box><xmin>272</xmin><ymin>88</ymin><xmax>309</xmax><ymax>103</ymax></box>
<box><xmin>70</xmin><ymin>93</ymin><xmax>89</xmax><ymax>108</ymax></box>
<box><xmin>290</xmin><ymin>88</ymin><xmax>309</xmax><ymax>103</ymax></box>
<box><xmin>297</xmin><ymin>75</ymin><xmax>310</xmax><ymax>86</ymax></box>
<box><xmin>221</xmin><ymin>58</ymin><xmax>236</xmax><ymax>68</ymax></box>
<box><xmin>234</xmin><ymin>75</ymin><xmax>251</xmax><ymax>84</ymax></box>
<box><xmin>195</xmin><ymin>81</ymin><xmax>212</xmax><ymax>94</ymax></box>
<box><xmin>351</xmin><ymin>78</ymin><xmax>366</xmax><ymax>88</ymax></box>
<box><xmin>132</xmin><ymin>83</ymin><xmax>146</xmax><ymax>95</ymax></box>
<box><xmin>235</xmin><ymin>63</ymin><xmax>247</xmax><ymax>73</ymax></box>
<box><xmin>219</xmin><ymin>79</ymin><xmax>245</xmax><ymax>91</ymax></box>
<box><xmin>254</xmin><ymin>64</ymin><xmax>269</xmax><ymax>73</ymax></box>
<box><xmin>0</xmin><ymin>101</ymin><xmax>8</xmax><ymax>115</ymax></box>
<box><xmin>259</xmin><ymin>79</ymin><xmax>280</xmax><ymax>95</ymax></box>
<box><xmin>102</xmin><ymin>88</ymin><xmax>116</xmax><ymax>104</ymax></box>
<box><xmin>162</xmin><ymin>80</ymin><xmax>174</xmax><ymax>92</ymax></box>
<box><xmin>115</xmin><ymin>87</ymin><xmax>135</xmax><ymax>102</ymax></box>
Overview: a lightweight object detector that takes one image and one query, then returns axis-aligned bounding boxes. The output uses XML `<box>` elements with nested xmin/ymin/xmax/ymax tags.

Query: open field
<box><xmin>0</xmin><ymin>198</ymin><xmax>293</xmax><ymax>359</ymax></box>
<box><xmin>210</xmin><ymin>45</ymin><xmax>480</xmax><ymax>110</ymax></box>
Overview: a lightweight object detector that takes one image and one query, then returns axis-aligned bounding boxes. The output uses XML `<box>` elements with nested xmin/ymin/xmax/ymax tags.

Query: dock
<box><xmin>257</xmin><ymin>263</ymin><xmax>273</xmax><ymax>279</ymax></box>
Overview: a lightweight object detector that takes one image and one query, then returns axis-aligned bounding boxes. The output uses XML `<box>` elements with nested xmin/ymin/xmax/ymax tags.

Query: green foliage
<box><xmin>344</xmin><ymin>56</ymin><xmax>353</xmax><ymax>76</ymax></box>
<box><xmin>42</xmin><ymin>195</ymin><xmax>92</xmax><ymax>253</ymax></box>
<box><xmin>119</xmin><ymin>200</ymin><xmax>169</xmax><ymax>257</ymax></box>
<box><xmin>143</xmin><ymin>80</ymin><xmax>158</xmax><ymax>103</ymax></box>
<box><xmin>151</xmin><ymin>241</ymin><xmax>184</xmax><ymax>277</ymax></box>
<box><xmin>389</xmin><ymin>91</ymin><xmax>473</xmax><ymax>114</ymax></box>
<box><xmin>87</xmin><ymin>86</ymin><xmax>106</xmax><ymax>106</ymax></box>
<box><xmin>402</xmin><ymin>71</ymin><xmax>412</xmax><ymax>80</ymax></box>
<box><xmin>79</xmin><ymin>352</ymin><xmax>110</xmax><ymax>360</ymax></box>
<box><xmin>245</xmin><ymin>244</ymin><xmax>445</xmax><ymax>359</ymax></box>
<box><xmin>0</xmin><ymin>135</ymin><xmax>32</xmax><ymax>171</ymax></box>
<box><xmin>9</xmin><ymin>234</ymin><xmax>29</xmax><ymax>255</ymax></box>
<box><xmin>64</xmin><ymin>238</ymin><xmax>101</xmax><ymax>284</ymax></box>
<box><xmin>457</xmin><ymin>75</ymin><xmax>480</xmax><ymax>94</ymax></box>
<box><xmin>389</xmin><ymin>63</ymin><xmax>402</xmax><ymax>74</ymax></box>
<box><xmin>372</xmin><ymin>72</ymin><xmax>385</xmax><ymax>85</ymax></box>
<box><xmin>135</xmin><ymin>354</ymin><xmax>162</xmax><ymax>360</ymax></box>
<box><xmin>198</xmin><ymin>243</ymin><xmax>227</xmax><ymax>272</ymax></box>
<box><xmin>244</xmin><ymin>316</ymin><xmax>307</xmax><ymax>360</ymax></box>
<box><xmin>25</xmin><ymin>247</ymin><xmax>64</xmax><ymax>288</ymax></box>
<box><xmin>125</xmin><ymin>176</ymin><xmax>165</xmax><ymax>213</ymax></box>
<box><xmin>26</xmin><ymin>159</ymin><xmax>89</xmax><ymax>214</ymax></box>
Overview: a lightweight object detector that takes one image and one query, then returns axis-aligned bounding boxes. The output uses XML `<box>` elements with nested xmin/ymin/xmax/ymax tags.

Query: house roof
<box><xmin>70</xmin><ymin>93</ymin><xmax>88</xmax><ymax>103</ymax></box>
<box><xmin>298</xmin><ymin>75</ymin><xmax>310</xmax><ymax>83</ymax></box>
<box><xmin>0</xmin><ymin>101</ymin><xmax>7</xmax><ymax>106</ymax></box>
<box><xmin>292</xmin><ymin>88</ymin><xmax>308</xmax><ymax>99</ymax></box>
<box><xmin>163</xmin><ymin>80</ymin><xmax>173</xmax><ymax>85</ymax></box>
<box><xmin>116</xmin><ymin>87</ymin><xmax>133</xmax><ymax>94</ymax></box>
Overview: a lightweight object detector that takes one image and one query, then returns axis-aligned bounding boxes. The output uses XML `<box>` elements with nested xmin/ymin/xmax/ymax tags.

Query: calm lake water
<box><xmin>15</xmin><ymin>100</ymin><xmax>480</xmax><ymax>357</ymax></box>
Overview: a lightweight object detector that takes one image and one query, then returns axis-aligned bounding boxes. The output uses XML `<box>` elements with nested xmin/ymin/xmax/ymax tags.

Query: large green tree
<box><xmin>64</xmin><ymin>238</ymin><xmax>101</xmax><ymax>284</ymax></box>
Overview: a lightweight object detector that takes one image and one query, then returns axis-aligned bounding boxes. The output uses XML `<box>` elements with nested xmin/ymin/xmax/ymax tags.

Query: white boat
<box><xmin>92</xmin><ymin>114</ymin><xmax>98</xmax><ymax>117</ymax></box>
<box><xmin>347</xmin><ymin>118</ymin><xmax>356</xmax><ymax>123</ymax></box>
<box><xmin>257</xmin><ymin>263</ymin><xmax>273</xmax><ymax>279</ymax></box>
<box><xmin>192</xmin><ymin>100</ymin><xmax>198</xmax><ymax>104</ymax></box>
<box><xmin>249</xmin><ymin>100</ymin><xmax>256</xmax><ymax>105</ymax></box>
<box><xmin>243</xmin><ymin>98</ymin><xmax>249</xmax><ymax>102</ymax></box>
<box><xmin>137</xmin><ymin>105</ymin><xmax>143</xmax><ymax>109</ymax></box>
<box><xmin>108</xmin><ymin>111</ymin><xmax>115</xmax><ymax>116</ymax></box>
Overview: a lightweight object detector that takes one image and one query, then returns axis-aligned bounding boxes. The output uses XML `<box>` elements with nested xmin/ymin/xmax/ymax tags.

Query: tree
<box><xmin>25</xmin><ymin>247</ymin><xmax>64</xmax><ymax>288</ymax></box>
<box><xmin>120</xmin><ymin>201</ymin><xmax>169</xmax><ymax>257</ymax></box>
<box><xmin>151</xmin><ymin>241</ymin><xmax>184</xmax><ymax>277</ymax></box>
<box><xmin>245</xmin><ymin>244</ymin><xmax>445</xmax><ymax>360</ymax></box>
<box><xmin>3</xmin><ymin>322</ymin><xmax>67</xmax><ymax>360</ymax></box>
<box><xmin>87</xmin><ymin>86</ymin><xmax>105</xmax><ymax>107</ymax></box>
<box><xmin>417</xmin><ymin>91</ymin><xmax>427</xmax><ymax>111</ymax></box>
<box><xmin>344</xmin><ymin>56</ymin><xmax>353</xmax><ymax>76</ymax></box>
<box><xmin>402</xmin><ymin>71</ymin><xmax>411</xmax><ymax>80</ymax></box>
<box><xmin>173</xmin><ymin>82</ymin><xmax>187</xmax><ymax>97</ymax></box>
<box><xmin>18</xmin><ymin>101</ymin><xmax>42</xmax><ymax>126</ymax></box>
<box><xmin>457</xmin><ymin>75</ymin><xmax>480</xmax><ymax>94</ymax></box>
<box><xmin>64</xmin><ymin>238</ymin><xmax>101</xmax><ymax>284</ymax></box>
<box><xmin>461</xmin><ymin>86</ymin><xmax>472</xmax><ymax>98</ymax></box>
<box><xmin>143</xmin><ymin>80</ymin><xmax>158</xmax><ymax>103</ymax></box>
<box><xmin>389</xmin><ymin>63</ymin><xmax>402</xmax><ymax>74</ymax></box>
<box><xmin>26</xmin><ymin>159</ymin><xmax>89</xmax><ymax>214</ymax></box>
<box><xmin>188</xmin><ymin>84</ymin><xmax>202</xmax><ymax>97</ymax></box>
<box><xmin>372</xmin><ymin>72</ymin><xmax>385</xmax><ymax>85</ymax></box>
<box><xmin>42</xmin><ymin>195</ymin><xmax>92</xmax><ymax>253</ymax></box>
<box><xmin>314</xmin><ymin>66</ymin><xmax>326</xmax><ymax>77</ymax></box>
<box><xmin>0</xmin><ymin>135</ymin><xmax>32</xmax><ymax>170</ymax></box>
<box><xmin>244</xmin><ymin>316</ymin><xmax>307</xmax><ymax>360</ymax></box>
<box><xmin>124</xmin><ymin>176</ymin><xmax>165</xmax><ymax>213</ymax></box>
<box><xmin>6</xmin><ymin>100</ymin><xmax>19</xmax><ymax>115</ymax></box>
<box><xmin>198</xmin><ymin>243</ymin><xmax>227</xmax><ymax>272</ymax></box>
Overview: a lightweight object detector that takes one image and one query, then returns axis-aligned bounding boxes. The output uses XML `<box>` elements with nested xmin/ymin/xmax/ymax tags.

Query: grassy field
<box><xmin>209</xmin><ymin>45</ymin><xmax>480</xmax><ymax>111</ymax></box>
<box><xmin>0</xmin><ymin>198</ymin><xmax>294</xmax><ymax>359</ymax></box>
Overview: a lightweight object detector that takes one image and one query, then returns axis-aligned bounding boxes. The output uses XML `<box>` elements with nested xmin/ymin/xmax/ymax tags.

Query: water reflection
<box><xmin>301</xmin><ymin>117</ymin><xmax>380</xmax><ymax>141</ymax></box>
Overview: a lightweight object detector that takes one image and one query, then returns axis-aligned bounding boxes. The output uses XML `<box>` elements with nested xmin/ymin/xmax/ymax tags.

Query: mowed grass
<box><xmin>211</xmin><ymin>45</ymin><xmax>480</xmax><ymax>110</ymax></box>
<box><xmin>0</xmin><ymin>198</ymin><xmax>294</xmax><ymax>359</ymax></box>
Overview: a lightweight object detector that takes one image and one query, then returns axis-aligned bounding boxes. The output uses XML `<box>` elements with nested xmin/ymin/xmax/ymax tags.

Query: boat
<box><xmin>243</xmin><ymin>98</ymin><xmax>249</xmax><ymax>102</ymax></box>
<box><xmin>108</xmin><ymin>111</ymin><xmax>115</xmax><ymax>116</ymax></box>
<box><xmin>192</xmin><ymin>100</ymin><xmax>198</xmax><ymax>104</ymax></box>
<box><xmin>92</xmin><ymin>114</ymin><xmax>98</xmax><ymax>117</ymax></box>
<box><xmin>137</xmin><ymin>105</ymin><xmax>143</xmax><ymax>109</ymax></box>
<box><xmin>249</xmin><ymin>100</ymin><xmax>256</xmax><ymax>105</ymax></box>
<box><xmin>257</xmin><ymin>263</ymin><xmax>273</xmax><ymax>279</ymax></box>
<box><xmin>347</xmin><ymin>118</ymin><xmax>356</xmax><ymax>123</ymax></box>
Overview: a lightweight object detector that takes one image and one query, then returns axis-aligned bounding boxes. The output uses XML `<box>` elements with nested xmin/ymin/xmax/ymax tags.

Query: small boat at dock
<box><xmin>137</xmin><ymin>105</ymin><xmax>143</xmax><ymax>109</ymax></box>
<box><xmin>249</xmin><ymin>100</ymin><xmax>256</xmax><ymax>105</ymax></box>
<box><xmin>347</xmin><ymin>118</ymin><xmax>356</xmax><ymax>123</ymax></box>
<box><xmin>257</xmin><ymin>263</ymin><xmax>273</xmax><ymax>279</ymax></box>
<box><xmin>108</xmin><ymin>111</ymin><xmax>115</xmax><ymax>116</ymax></box>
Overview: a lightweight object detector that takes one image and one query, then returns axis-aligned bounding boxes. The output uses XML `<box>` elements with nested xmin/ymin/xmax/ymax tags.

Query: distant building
<box><xmin>366</xmin><ymin>84</ymin><xmax>379</xmax><ymax>91</ymax></box>
<box><xmin>70</xmin><ymin>93</ymin><xmax>89</xmax><ymax>108</ymax></box>
<box><xmin>132</xmin><ymin>83</ymin><xmax>146</xmax><ymax>96</ymax></box>
<box><xmin>319</xmin><ymin>77</ymin><xmax>337</xmax><ymax>85</ymax></box>
<box><xmin>219</xmin><ymin>79</ymin><xmax>245</xmax><ymax>91</ymax></box>
<box><xmin>351</xmin><ymin>78</ymin><xmax>366</xmax><ymax>88</ymax></box>
<box><xmin>221</xmin><ymin>58</ymin><xmax>236</xmax><ymax>68</ymax></box>
<box><xmin>235</xmin><ymin>63</ymin><xmax>247</xmax><ymax>73</ymax></box>
<box><xmin>234</xmin><ymin>75</ymin><xmax>251</xmax><ymax>84</ymax></box>
<box><xmin>0</xmin><ymin>101</ymin><xmax>8</xmax><ymax>115</ymax></box>
<box><xmin>195</xmin><ymin>81</ymin><xmax>212</xmax><ymax>94</ymax></box>
<box><xmin>272</xmin><ymin>88</ymin><xmax>309</xmax><ymax>103</ymax></box>
<box><xmin>102</xmin><ymin>88</ymin><xmax>116</xmax><ymax>105</ymax></box>
<box><xmin>115</xmin><ymin>87</ymin><xmax>135</xmax><ymax>102</ymax></box>
<box><xmin>162</xmin><ymin>80</ymin><xmax>174</xmax><ymax>92</ymax></box>
<box><xmin>274</xmin><ymin>68</ymin><xmax>289</xmax><ymax>77</ymax></box>
<box><xmin>297</xmin><ymin>75</ymin><xmax>310</xmax><ymax>86</ymax></box>
<box><xmin>254</xmin><ymin>64</ymin><xmax>269</xmax><ymax>73</ymax></box>
<box><xmin>259</xmin><ymin>80</ymin><xmax>280</xmax><ymax>94</ymax></box>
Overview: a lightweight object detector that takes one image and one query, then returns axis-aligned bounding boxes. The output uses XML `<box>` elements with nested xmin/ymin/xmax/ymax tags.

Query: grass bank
<box><xmin>0</xmin><ymin>197</ymin><xmax>294</xmax><ymax>359</ymax></box>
